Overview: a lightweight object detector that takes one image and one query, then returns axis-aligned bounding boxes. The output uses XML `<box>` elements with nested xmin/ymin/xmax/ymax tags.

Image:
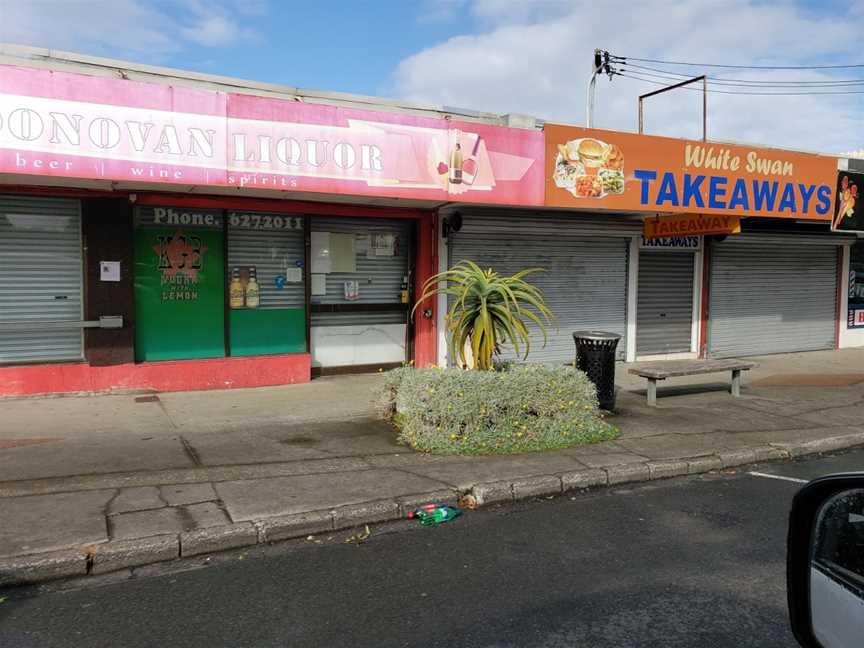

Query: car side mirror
<box><xmin>788</xmin><ymin>474</ymin><xmax>864</xmax><ymax>647</ymax></box>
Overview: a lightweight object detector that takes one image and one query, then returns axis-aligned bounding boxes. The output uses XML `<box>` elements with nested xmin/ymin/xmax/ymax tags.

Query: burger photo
<box><xmin>576</xmin><ymin>138</ymin><xmax>605</xmax><ymax>174</ymax></box>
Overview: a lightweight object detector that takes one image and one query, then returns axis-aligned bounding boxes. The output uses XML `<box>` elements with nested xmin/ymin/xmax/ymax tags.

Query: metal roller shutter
<box><xmin>0</xmin><ymin>195</ymin><xmax>82</xmax><ymax>363</ymax></box>
<box><xmin>310</xmin><ymin>217</ymin><xmax>412</xmax><ymax>327</ymax></box>
<box><xmin>637</xmin><ymin>252</ymin><xmax>694</xmax><ymax>355</ymax></box>
<box><xmin>708</xmin><ymin>238</ymin><xmax>838</xmax><ymax>358</ymax></box>
<box><xmin>448</xmin><ymin>210</ymin><xmax>634</xmax><ymax>364</ymax></box>
<box><xmin>227</xmin><ymin>212</ymin><xmax>305</xmax><ymax>309</ymax></box>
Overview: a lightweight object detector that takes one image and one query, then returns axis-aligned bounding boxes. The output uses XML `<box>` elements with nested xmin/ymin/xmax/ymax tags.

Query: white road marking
<box><xmin>748</xmin><ymin>471</ymin><xmax>808</xmax><ymax>484</ymax></box>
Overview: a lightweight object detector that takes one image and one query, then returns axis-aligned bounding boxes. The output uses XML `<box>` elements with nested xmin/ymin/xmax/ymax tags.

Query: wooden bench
<box><xmin>628</xmin><ymin>359</ymin><xmax>757</xmax><ymax>406</ymax></box>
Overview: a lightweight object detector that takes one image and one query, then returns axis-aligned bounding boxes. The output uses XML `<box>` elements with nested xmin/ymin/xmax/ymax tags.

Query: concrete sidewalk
<box><xmin>2</xmin><ymin>349</ymin><xmax>864</xmax><ymax>586</ymax></box>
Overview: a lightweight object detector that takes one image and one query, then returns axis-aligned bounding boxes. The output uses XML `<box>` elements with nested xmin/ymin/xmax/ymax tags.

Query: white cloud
<box><xmin>0</xmin><ymin>0</ymin><xmax>261</xmax><ymax>59</ymax></box>
<box><xmin>179</xmin><ymin>1</ymin><xmax>258</xmax><ymax>47</ymax></box>
<box><xmin>393</xmin><ymin>0</ymin><xmax>864</xmax><ymax>153</ymax></box>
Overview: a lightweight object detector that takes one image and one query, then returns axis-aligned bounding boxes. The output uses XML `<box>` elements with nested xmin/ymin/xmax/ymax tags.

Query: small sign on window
<box><xmin>100</xmin><ymin>261</ymin><xmax>121</xmax><ymax>282</ymax></box>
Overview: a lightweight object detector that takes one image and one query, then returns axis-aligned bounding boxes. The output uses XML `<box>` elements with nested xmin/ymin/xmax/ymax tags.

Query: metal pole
<box><xmin>638</xmin><ymin>75</ymin><xmax>707</xmax><ymax>137</ymax></box>
<box><xmin>586</xmin><ymin>69</ymin><xmax>599</xmax><ymax>128</ymax></box>
<box><xmin>586</xmin><ymin>49</ymin><xmax>603</xmax><ymax>128</ymax></box>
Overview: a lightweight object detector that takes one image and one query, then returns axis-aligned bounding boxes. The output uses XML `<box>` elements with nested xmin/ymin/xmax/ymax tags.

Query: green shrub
<box><xmin>379</xmin><ymin>364</ymin><xmax>618</xmax><ymax>455</ymax></box>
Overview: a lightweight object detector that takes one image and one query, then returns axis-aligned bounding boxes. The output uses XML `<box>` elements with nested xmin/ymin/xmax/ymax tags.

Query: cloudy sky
<box><xmin>1</xmin><ymin>0</ymin><xmax>862</xmax><ymax>153</ymax></box>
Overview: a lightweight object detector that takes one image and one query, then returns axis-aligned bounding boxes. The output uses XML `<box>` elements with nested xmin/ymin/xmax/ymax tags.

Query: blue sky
<box><xmin>168</xmin><ymin>1</ymin><xmax>477</xmax><ymax>97</ymax></box>
<box><xmin>2</xmin><ymin>0</ymin><xmax>863</xmax><ymax>153</ymax></box>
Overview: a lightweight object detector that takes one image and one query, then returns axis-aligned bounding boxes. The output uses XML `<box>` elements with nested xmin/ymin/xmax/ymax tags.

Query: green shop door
<box><xmin>134</xmin><ymin>207</ymin><xmax>225</xmax><ymax>362</ymax></box>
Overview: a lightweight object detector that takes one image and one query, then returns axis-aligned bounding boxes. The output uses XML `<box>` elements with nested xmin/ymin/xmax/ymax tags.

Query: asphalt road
<box><xmin>1</xmin><ymin>450</ymin><xmax>863</xmax><ymax>648</ymax></box>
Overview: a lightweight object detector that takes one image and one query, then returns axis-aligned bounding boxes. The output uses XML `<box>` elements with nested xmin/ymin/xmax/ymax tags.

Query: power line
<box><xmin>611</xmin><ymin>54</ymin><xmax>864</xmax><ymax>70</ymax></box>
<box><xmin>620</xmin><ymin>66</ymin><xmax>864</xmax><ymax>89</ymax></box>
<box><xmin>617</xmin><ymin>72</ymin><xmax>864</xmax><ymax>95</ymax></box>
<box><xmin>621</xmin><ymin>62</ymin><xmax>864</xmax><ymax>87</ymax></box>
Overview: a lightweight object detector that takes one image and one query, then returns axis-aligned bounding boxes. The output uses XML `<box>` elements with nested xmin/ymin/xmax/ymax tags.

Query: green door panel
<box><xmin>228</xmin><ymin>308</ymin><xmax>306</xmax><ymax>356</ymax></box>
<box><xmin>134</xmin><ymin>227</ymin><xmax>225</xmax><ymax>362</ymax></box>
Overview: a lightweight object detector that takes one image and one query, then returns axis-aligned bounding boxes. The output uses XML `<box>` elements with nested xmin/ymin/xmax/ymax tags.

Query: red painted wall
<box><xmin>413</xmin><ymin>211</ymin><xmax>438</xmax><ymax>368</ymax></box>
<box><xmin>0</xmin><ymin>353</ymin><xmax>311</xmax><ymax>397</ymax></box>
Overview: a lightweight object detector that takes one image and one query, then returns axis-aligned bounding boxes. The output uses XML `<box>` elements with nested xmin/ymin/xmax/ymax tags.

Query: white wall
<box><xmin>311</xmin><ymin>324</ymin><xmax>406</xmax><ymax>367</ymax></box>
<box><xmin>437</xmin><ymin>215</ymin><xmax>449</xmax><ymax>367</ymax></box>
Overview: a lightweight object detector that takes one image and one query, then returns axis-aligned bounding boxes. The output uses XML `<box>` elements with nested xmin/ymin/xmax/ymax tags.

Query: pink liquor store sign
<box><xmin>0</xmin><ymin>65</ymin><xmax>543</xmax><ymax>205</ymax></box>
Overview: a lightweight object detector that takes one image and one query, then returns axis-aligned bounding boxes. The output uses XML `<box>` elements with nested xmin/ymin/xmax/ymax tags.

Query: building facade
<box><xmin>0</xmin><ymin>45</ymin><xmax>858</xmax><ymax>397</ymax></box>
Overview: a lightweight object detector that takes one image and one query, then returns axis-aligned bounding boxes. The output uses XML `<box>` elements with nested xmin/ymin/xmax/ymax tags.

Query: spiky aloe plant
<box><xmin>413</xmin><ymin>260</ymin><xmax>556</xmax><ymax>370</ymax></box>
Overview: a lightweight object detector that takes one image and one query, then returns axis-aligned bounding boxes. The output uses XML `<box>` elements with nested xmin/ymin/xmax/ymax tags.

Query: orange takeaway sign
<box><xmin>545</xmin><ymin>124</ymin><xmax>837</xmax><ymax>220</ymax></box>
<box><xmin>643</xmin><ymin>213</ymin><xmax>741</xmax><ymax>239</ymax></box>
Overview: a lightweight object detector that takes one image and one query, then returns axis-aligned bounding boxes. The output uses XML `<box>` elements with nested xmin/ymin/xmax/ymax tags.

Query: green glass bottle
<box><xmin>408</xmin><ymin>504</ymin><xmax>462</xmax><ymax>525</ymax></box>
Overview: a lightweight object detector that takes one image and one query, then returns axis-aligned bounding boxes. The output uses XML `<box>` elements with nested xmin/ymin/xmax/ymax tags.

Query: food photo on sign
<box><xmin>833</xmin><ymin>171</ymin><xmax>864</xmax><ymax>232</ymax></box>
<box><xmin>552</xmin><ymin>137</ymin><xmax>625</xmax><ymax>198</ymax></box>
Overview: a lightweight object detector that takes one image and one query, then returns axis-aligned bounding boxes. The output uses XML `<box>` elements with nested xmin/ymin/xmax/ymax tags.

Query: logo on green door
<box><xmin>153</xmin><ymin>229</ymin><xmax>208</xmax><ymax>302</ymax></box>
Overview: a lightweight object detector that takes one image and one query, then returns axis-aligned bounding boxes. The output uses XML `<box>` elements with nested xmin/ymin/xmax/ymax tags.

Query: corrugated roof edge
<box><xmin>0</xmin><ymin>42</ymin><xmax>540</xmax><ymax>130</ymax></box>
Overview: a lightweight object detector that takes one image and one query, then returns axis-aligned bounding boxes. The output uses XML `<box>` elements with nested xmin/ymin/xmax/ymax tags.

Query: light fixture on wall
<box><xmin>443</xmin><ymin>211</ymin><xmax>463</xmax><ymax>239</ymax></box>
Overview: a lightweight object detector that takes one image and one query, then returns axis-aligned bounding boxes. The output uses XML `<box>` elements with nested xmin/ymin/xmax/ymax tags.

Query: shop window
<box><xmin>227</xmin><ymin>211</ymin><xmax>306</xmax><ymax>356</ymax></box>
<box><xmin>849</xmin><ymin>241</ymin><xmax>864</xmax><ymax>329</ymax></box>
<box><xmin>309</xmin><ymin>217</ymin><xmax>413</xmax><ymax>369</ymax></box>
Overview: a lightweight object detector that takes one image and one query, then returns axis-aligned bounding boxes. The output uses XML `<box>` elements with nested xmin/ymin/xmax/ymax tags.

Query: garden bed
<box><xmin>379</xmin><ymin>364</ymin><xmax>619</xmax><ymax>455</ymax></box>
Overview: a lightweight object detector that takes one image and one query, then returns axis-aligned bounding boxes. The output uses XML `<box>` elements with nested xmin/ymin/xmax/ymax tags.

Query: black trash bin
<box><xmin>572</xmin><ymin>331</ymin><xmax>621</xmax><ymax>411</ymax></box>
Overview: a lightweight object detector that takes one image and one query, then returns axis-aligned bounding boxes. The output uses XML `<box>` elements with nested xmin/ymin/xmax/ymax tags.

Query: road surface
<box><xmin>2</xmin><ymin>449</ymin><xmax>862</xmax><ymax>647</ymax></box>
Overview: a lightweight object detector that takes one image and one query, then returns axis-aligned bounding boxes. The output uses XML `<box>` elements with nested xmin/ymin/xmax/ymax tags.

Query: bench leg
<box><xmin>647</xmin><ymin>378</ymin><xmax>657</xmax><ymax>407</ymax></box>
<box><xmin>731</xmin><ymin>370</ymin><xmax>741</xmax><ymax>397</ymax></box>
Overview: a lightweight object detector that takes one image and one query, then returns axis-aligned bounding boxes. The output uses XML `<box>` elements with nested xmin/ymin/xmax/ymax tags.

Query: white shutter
<box><xmin>0</xmin><ymin>195</ymin><xmax>83</xmax><ymax>363</ymax></box>
<box><xmin>448</xmin><ymin>210</ymin><xmax>634</xmax><ymax>363</ymax></box>
<box><xmin>709</xmin><ymin>236</ymin><xmax>838</xmax><ymax>358</ymax></box>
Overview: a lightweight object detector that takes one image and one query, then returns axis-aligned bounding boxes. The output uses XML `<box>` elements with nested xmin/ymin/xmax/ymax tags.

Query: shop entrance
<box><xmin>447</xmin><ymin>210</ymin><xmax>632</xmax><ymax>364</ymax></box>
<box><xmin>0</xmin><ymin>195</ymin><xmax>83</xmax><ymax>363</ymax></box>
<box><xmin>310</xmin><ymin>217</ymin><xmax>413</xmax><ymax>371</ymax></box>
<box><xmin>708</xmin><ymin>236</ymin><xmax>838</xmax><ymax>358</ymax></box>
<box><xmin>636</xmin><ymin>249</ymin><xmax>696</xmax><ymax>357</ymax></box>
<box><xmin>133</xmin><ymin>207</ymin><xmax>225</xmax><ymax>361</ymax></box>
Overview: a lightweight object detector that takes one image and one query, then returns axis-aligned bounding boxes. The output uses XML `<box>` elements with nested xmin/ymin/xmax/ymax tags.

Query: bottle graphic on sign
<box><xmin>449</xmin><ymin>136</ymin><xmax>463</xmax><ymax>185</ymax></box>
<box><xmin>245</xmin><ymin>266</ymin><xmax>260</xmax><ymax>309</ymax></box>
<box><xmin>229</xmin><ymin>267</ymin><xmax>244</xmax><ymax>309</ymax></box>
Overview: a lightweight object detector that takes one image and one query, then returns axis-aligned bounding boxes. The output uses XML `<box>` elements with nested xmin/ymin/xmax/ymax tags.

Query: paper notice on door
<box><xmin>370</xmin><ymin>233</ymin><xmax>396</xmax><ymax>257</ymax></box>
<box><xmin>311</xmin><ymin>273</ymin><xmax>327</xmax><ymax>296</ymax></box>
<box><xmin>330</xmin><ymin>233</ymin><xmax>356</xmax><ymax>273</ymax></box>
<box><xmin>311</xmin><ymin>232</ymin><xmax>331</xmax><ymax>274</ymax></box>
<box><xmin>286</xmin><ymin>267</ymin><xmax>303</xmax><ymax>283</ymax></box>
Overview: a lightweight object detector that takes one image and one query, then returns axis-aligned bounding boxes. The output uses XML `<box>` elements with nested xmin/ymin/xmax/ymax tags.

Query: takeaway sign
<box><xmin>545</xmin><ymin>124</ymin><xmax>837</xmax><ymax>220</ymax></box>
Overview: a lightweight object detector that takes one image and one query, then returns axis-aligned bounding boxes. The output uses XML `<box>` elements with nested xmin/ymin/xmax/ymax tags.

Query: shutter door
<box><xmin>0</xmin><ymin>195</ymin><xmax>83</xmax><ymax>363</ymax></box>
<box><xmin>708</xmin><ymin>239</ymin><xmax>838</xmax><ymax>358</ymax></box>
<box><xmin>310</xmin><ymin>217</ymin><xmax>412</xmax><ymax>327</ymax></box>
<box><xmin>448</xmin><ymin>211</ymin><xmax>631</xmax><ymax>364</ymax></box>
<box><xmin>637</xmin><ymin>252</ymin><xmax>694</xmax><ymax>355</ymax></box>
<box><xmin>310</xmin><ymin>217</ymin><xmax>412</xmax><ymax>368</ymax></box>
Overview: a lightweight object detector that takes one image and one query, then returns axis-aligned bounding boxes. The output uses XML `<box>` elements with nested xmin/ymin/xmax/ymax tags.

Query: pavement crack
<box><xmin>155</xmin><ymin>398</ymin><xmax>179</xmax><ymax>429</ymax></box>
<box><xmin>178</xmin><ymin>435</ymin><xmax>203</xmax><ymax>468</ymax></box>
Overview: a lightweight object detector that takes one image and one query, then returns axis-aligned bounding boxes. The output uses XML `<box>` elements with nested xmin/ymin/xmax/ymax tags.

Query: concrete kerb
<box><xmin>770</xmin><ymin>433</ymin><xmax>864</xmax><ymax>458</ymax></box>
<box><xmin>4</xmin><ymin>435</ymin><xmax>864</xmax><ymax>587</ymax></box>
<box><xmin>0</xmin><ymin>548</ymin><xmax>87</xmax><ymax>586</ymax></box>
<box><xmin>89</xmin><ymin>534</ymin><xmax>179</xmax><ymax>575</ymax></box>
